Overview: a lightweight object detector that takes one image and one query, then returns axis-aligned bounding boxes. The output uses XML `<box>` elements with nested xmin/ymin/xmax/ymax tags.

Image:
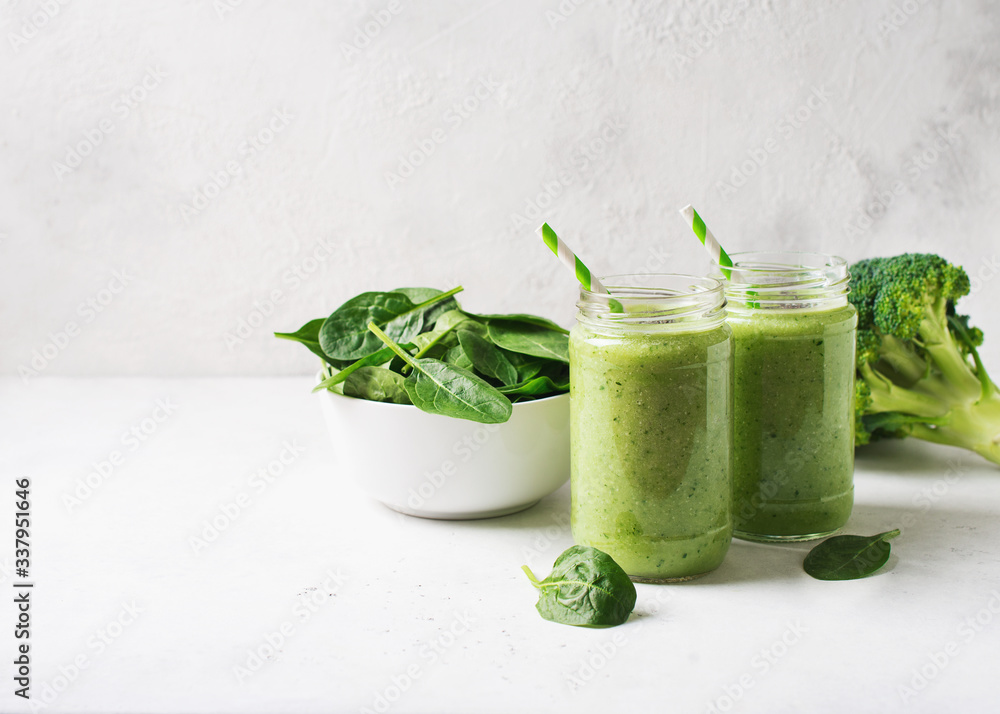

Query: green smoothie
<box><xmin>570</xmin><ymin>322</ymin><xmax>733</xmax><ymax>581</ymax></box>
<box><xmin>728</xmin><ymin>305</ymin><xmax>856</xmax><ymax>540</ymax></box>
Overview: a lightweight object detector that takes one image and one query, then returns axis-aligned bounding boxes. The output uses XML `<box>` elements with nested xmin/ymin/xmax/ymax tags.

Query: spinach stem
<box><xmin>368</xmin><ymin>287</ymin><xmax>464</xmax><ymax>349</ymax></box>
<box><xmin>367</xmin><ymin>322</ymin><xmax>419</xmax><ymax>370</ymax></box>
<box><xmin>403</xmin><ymin>326</ymin><xmax>456</xmax><ymax>375</ymax></box>
<box><xmin>312</xmin><ymin>359</ymin><xmax>363</xmax><ymax>392</ymax></box>
<box><xmin>413</xmin><ymin>326</ymin><xmax>455</xmax><ymax>360</ymax></box>
<box><xmin>521</xmin><ymin>565</ymin><xmax>541</xmax><ymax>588</ymax></box>
<box><xmin>412</xmin><ymin>285</ymin><xmax>463</xmax><ymax>310</ymax></box>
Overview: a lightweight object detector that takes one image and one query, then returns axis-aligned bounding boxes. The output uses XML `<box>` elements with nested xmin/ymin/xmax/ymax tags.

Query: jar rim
<box><xmin>577</xmin><ymin>273</ymin><xmax>727</xmax><ymax>327</ymax></box>
<box><xmin>712</xmin><ymin>251</ymin><xmax>850</xmax><ymax>310</ymax></box>
<box><xmin>582</xmin><ymin>272</ymin><xmax>725</xmax><ymax>298</ymax></box>
<box><xmin>718</xmin><ymin>251</ymin><xmax>847</xmax><ymax>277</ymax></box>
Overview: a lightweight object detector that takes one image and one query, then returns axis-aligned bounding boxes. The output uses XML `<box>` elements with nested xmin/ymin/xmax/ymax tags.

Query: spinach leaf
<box><xmin>393</xmin><ymin>287</ymin><xmax>461</xmax><ymax>326</ymax></box>
<box><xmin>473</xmin><ymin>312</ymin><xmax>569</xmax><ymax>334</ymax></box>
<box><xmin>411</xmin><ymin>328</ymin><xmax>455</xmax><ymax>357</ymax></box>
<box><xmin>274</xmin><ymin>319</ymin><xmax>336</xmax><ymax>364</ymax></box>
<box><xmin>386</xmin><ymin>330</ymin><xmax>457</xmax><ymax>373</ymax></box>
<box><xmin>319</xmin><ymin>287</ymin><xmax>463</xmax><ymax>361</ymax></box>
<box><xmin>504</xmin><ymin>351</ymin><xmax>550</xmax><ymax>382</ymax></box>
<box><xmin>522</xmin><ymin>546</ymin><xmax>636</xmax><ymax>628</ymax></box>
<box><xmin>368</xmin><ymin>322</ymin><xmax>512</xmax><ymax>424</ymax></box>
<box><xmin>457</xmin><ymin>330</ymin><xmax>518</xmax><ymax>386</ymax></box>
<box><xmin>486</xmin><ymin>320</ymin><xmax>570</xmax><ymax>363</ymax></box>
<box><xmin>803</xmin><ymin>529</ymin><xmax>901</xmax><ymax>581</ymax></box>
<box><xmin>319</xmin><ymin>291</ymin><xmax>415</xmax><ymax>360</ymax></box>
<box><xmin>404</xmin><ymin>360</ymin><xmax>512</xmax><ymax>423</ymax></box>
<box><xmin>343</xmin><ymin>366</ymin><xmax>410</xmax><ymax>404</ymax></box>
<box><xmin>401</xmin><ymin>328</ymin><xmax>457</xmax><ymax>374</ymax></box>
<box><xmin>432</xmin><ymin>309</ymin><xmax>469</xmax><ymax>331</ymax></box>
<box><xmin>312</xmin><ymin>346</ymin><xmax>402</xmax><ymax>393</ymax></box>
<box><xmin>277</xmin><ymin>287</ymin><xmax>573</xmax><ymax>412</ymax></box>
<box><xmin>498</xmin><ymin>374</ymin><xmax>569</xmax><ymax>397</ymax></box>
<box><xmin>435</xmin><ymin>309</ymin><xmax>489</xmax><ymax>336</ymax></box>
<box><xmin>391</xmin><ymin>287</ymin><xmax>442</xmax><ymax>303</ymax></box>
<box><xmin>444</xmin><ymin>345</ymin><xmax>473</xmax><ymax>370</ymax></box>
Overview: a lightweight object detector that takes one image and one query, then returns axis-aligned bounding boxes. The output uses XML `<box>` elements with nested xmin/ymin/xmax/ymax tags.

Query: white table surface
<box><xmin>2</xmin><ymin>376</ymin><xmax>999</xmax><ymax>714</ymax></box>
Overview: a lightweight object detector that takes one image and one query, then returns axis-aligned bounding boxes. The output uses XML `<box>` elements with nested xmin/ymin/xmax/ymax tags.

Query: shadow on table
<box><xmin>691</xmin><ymin>499</ymin><xmax>998</xmax><ymax>586</ymax></box>
<box><xmin>843</xmin><ymin>501</ymin><xmax>998</xmax><ymax>552</ymax></box>
<box><xmin>409</xmin><ymin>454</ymin><xmax>998</xmax><ymax>587</ymax></box>
<box><xmin>449</xmin><ymin>482</ymin><xmax>573</xmax><ymax>532</ymax></box>
<box><xmin>855</xmin><ymin>438</ymin><xmax>996</xmax><ymax>478</ymax></box>
<box><xmin>684</xmin><ymin>538</ymin><xmax>812</xmax><ymax>587</ymax></box>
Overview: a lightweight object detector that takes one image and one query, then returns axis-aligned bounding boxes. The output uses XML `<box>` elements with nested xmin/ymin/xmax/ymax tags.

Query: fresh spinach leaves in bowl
<box><xmin>275</xmin><ymin>286</ymin><xmax>570</xmax><ymax>424</ymax></box>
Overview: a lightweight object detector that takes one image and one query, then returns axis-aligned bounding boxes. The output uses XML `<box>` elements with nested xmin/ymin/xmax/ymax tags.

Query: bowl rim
<box><xmin>314</xmin><ymin>371</ymin><xmax>569</xmax><ymax>409</ymax></box>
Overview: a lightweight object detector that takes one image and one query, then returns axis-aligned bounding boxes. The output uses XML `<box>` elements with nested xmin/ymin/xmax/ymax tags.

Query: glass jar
<box><xmin>570</xmin><ymin>274</ymin><xmax>733</xmax><ymax>582</ymax></box>
<box><xmin>716</xmin><ymin>252</ymin><xmax>857</xmax><ymax>542</ymax></box>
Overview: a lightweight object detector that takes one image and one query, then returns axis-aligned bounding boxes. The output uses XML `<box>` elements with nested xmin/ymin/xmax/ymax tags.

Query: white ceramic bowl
<box><xmin>319</xmin><ymin>383</ymin><xmax>570</xmax><ymax>519</ymax></box>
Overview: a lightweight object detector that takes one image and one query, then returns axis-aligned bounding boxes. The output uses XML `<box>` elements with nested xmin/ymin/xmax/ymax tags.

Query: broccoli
<box><xmin>850</xmin><ymin>253</ymin><xmax>1000</xmax><ymax>465</ymax></box>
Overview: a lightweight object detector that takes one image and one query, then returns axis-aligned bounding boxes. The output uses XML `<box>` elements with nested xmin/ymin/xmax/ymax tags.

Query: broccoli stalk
<box><xmin>850</xmin><ymin>254</ymin><xmax>1000</xmax><ymax>466</ymax></box>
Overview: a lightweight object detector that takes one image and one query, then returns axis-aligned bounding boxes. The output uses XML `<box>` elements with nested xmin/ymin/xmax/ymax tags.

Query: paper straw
<box><xmin>538</xmin><ymin>223</ymin><xmax>609</xmax><ymax>294</ymax></box>
<box><xmin>679</xmin><ymin>205</ymin><xmax>732</xmax><ymax>280</ymax></box>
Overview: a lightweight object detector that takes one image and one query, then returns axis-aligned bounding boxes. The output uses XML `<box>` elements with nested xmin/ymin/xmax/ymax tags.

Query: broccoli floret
<box><xmin>850</xmin><ymin>254</ymin><xmax>1000</xmax><ymax>465</ymax></box>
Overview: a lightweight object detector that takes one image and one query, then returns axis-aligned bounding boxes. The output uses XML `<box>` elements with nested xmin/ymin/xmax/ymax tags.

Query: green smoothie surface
<box><xmin>728</xmin><ymin>305</ymin><xmax>857</xmax><ymax>539</ymax></box>
<box><xmin>570</xmin><ymin>322</ymin><xmax>733</xmax><ymax>580</ymax></box>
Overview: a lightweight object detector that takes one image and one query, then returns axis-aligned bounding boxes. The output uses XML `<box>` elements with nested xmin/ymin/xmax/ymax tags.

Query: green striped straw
<box><xmin>538</xmin><ymin>223</ymin><xmax>623</xmax><ymax>312</ymax></box>
<box><xmin>538</xmin><ymin>223</ymin><xmax>609</xmax><ymax>294</ymax></box>
<box><xmin>679</xmin><ymin>205</ymin><xmax>732</xmax><ymax>280</ymax></box>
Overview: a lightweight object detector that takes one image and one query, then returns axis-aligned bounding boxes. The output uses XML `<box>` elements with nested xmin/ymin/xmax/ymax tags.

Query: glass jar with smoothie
<box><xmin>570</xmin><ymin>274</ymin><xmax>733</xmax><ymax>582</ymax></box>
<box><xmin>716</xmin><ymin>252</ymin><xmax>856</xmax><ymax>542</ymax></box>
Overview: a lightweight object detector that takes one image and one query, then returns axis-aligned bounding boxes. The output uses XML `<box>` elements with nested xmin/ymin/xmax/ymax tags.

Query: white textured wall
<box><xmin>2</xmin><ymin>0</ymin><xmax>999</xmax><ymax>377</ymax></box>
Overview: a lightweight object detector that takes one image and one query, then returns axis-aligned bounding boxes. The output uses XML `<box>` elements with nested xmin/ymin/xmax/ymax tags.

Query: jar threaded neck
<box><xmin>576</xmin><ymin>273</ymin><xmax>727</xmax><ymax>331</ymax></box>
<box><xmin>713</xmin><ymin>252</ymin><xmax>850</xmax><ymax>310</ymax></box>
